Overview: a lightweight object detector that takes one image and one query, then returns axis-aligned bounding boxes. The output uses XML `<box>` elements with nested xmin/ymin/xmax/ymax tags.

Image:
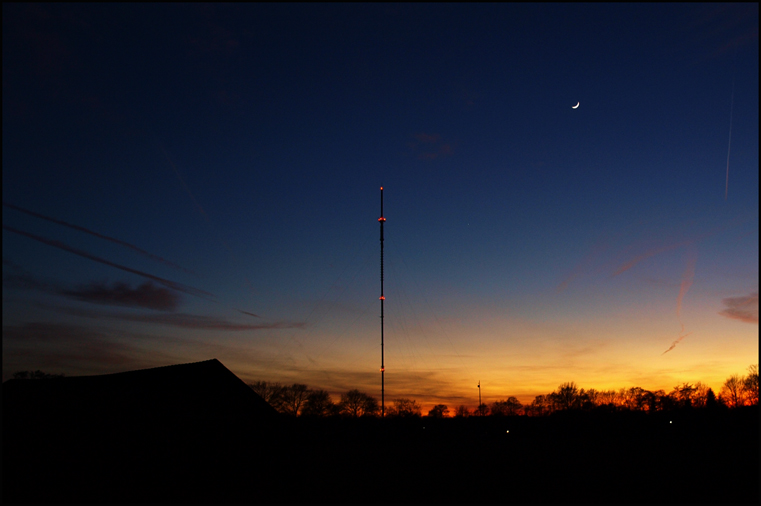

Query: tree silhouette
<box><xmin>453</xmin><ymin>405</ymin><xmax>470</xmax><ymax>417</ymax></box>
<box><xmin>388</xmin><ymin>398</ymin><xmax>422</xmax><ymax>418</ymax></box>
<box><xmin>249</xmin><ymin>381</ymin><xmax>285</xmax><ymax>411</ymax></box>
<box><xmin>506</xmin><ymin>396</ymin><xmax>523</xmax><ymax>415</ymax></box>
<box><xmin>617</xmin><ymin>387</ymin><xmax>641</xmax><ymax>410</ymax></box>
<box><xmin>546</xmin><ymin>392</ymin><xmax>560</xmax><ymax>412</ymax></box>
<box><xmin>301</xmin><ymin>389</ymin><xmax>336</xmax><ymax>417</ymax></box>
<box><xmin>632</xmin><ymin>387</ymin><xmax>649</xmax><ymax>411</ymax></box>
<box><xmin>427</xmin><ymin>404</ymin><xmax>449</xmax><ymax>418</ymax></box>
<box><xmin>705</xmin><ymin>387</ymin><xmax>718</xmax><ymax>409</ymax></box>
<box><xmin>637</xmin><ymin>390</ymin><xmax>657</xmax><ymax>412</ymax></box>
<box><xmin>583</xmin><ymin>388</ymin><xmax>600</xmax><ymax>408</ymax></box>
<box><xmin>577</xmin><ymin>389</ymin><xmax>594</xmax><ymax>410</ymax></box>
<box><xmin>691</xmin><ymin>382</ymin><xmax>710</xmax><ymax>408</ymax></box>
<box><xmin>556</xmin><ymin>382</ymin><xmax>579</xmax><ymax>410</ymax></box>
<box><xmin>490</xmin><ymin>400</ymin><xmax>506</xmax><ymax>416</ymax></box>
<box><xmin>527</xmin><ymin>395</ymin><xmax>549</xmax><ymax>416</ymax></box>
<box><xmin>338</xmin><ymin>389</ymin><xmax>379</xmax><ymax>417</ymax></box>
<box><xmin>490</xmin><ymin>397</ymin><xmax>522</xmax><ymax>416</ymax></box>
<box><xmin>244</xmin><ymin>367</ymin><xmax>759</xmax><ymax>421</ymax></box>
<box><xmin>280</xmin><ymin>384</ymin><xmax>310</xmax><ymax>416</ymax></box>
<box><xmin>596</xmin><ymin>390</ymin><xmax>617</xmax><ymax>408</ymax></box>
<box><xmin>671</xmin><ymin>383</ymin><xmax>697</xmax><ymax>408</ymax></box>
<box><xmin>657</xmin><ymin>390</ymin><xmax>677</xmax><ymax>411</ymax></box>
<box><xmin>721</xmin><ymin>375</ymin><xmax>745</xmax><ymax>408</ymax></box>
<box><xmin>743</xmin><ymin>364</ymin><xmax>759</xmax><ymax>405</ymax></box>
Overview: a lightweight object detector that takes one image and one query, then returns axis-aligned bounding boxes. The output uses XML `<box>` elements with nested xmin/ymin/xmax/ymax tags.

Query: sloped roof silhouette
<box><xmin>3</xmin><ymin>358</ymin><xmax>278</xmax><ymax>433</ymax></box>
<box><xmin>3</xmin><ymin>359</ymin><xmax>282</xmax><ymax>502</ymax></box>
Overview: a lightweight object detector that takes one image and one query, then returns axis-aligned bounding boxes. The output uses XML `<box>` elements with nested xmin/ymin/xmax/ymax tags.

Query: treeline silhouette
<box><xmin>5</xmin><ymin>362</ymin><xmax>758</xmax><ymax>503</ymax></box>
<box><xmin>247</xmin><ymin>381</ymin><xmax>424</xmax><ymax>417</ymax></box>
<box><xmin>249</xmin><ymin>364</ymin><xmax>758</xmax><ymax>417</ymax></box>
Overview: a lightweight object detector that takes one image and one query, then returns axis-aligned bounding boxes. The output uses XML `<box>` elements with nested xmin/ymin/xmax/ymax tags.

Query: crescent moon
<box><xmin>572</xmin><ymin>102</ymin><xmax>580</xmax><ymax>109</ymax></box>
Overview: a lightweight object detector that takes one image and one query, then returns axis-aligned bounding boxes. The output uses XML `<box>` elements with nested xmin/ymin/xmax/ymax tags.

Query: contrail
<box><xmin>59</xmin><ymin>306</ymin><xmax>301</xmax><ymax>331</ymax></box>
<box><xmin>612</xmin><ymin>240</ymin><xmax>692</xmax><ymax>277</ymax></box>
<box><xmin>156</xmin><ymin>143</ymin><xmax>213</xmax><ymax>226</ymax></box>
<box><xmin>676</xmin><ymin>251</ymin><xmax>697</xmax><ymax>334</ymax></box>
<box><xmin>3</xmin><ymin>225</ymin><xmax>213</xmax><ymax>299</ymax></box>
<box><xmin>156</xmin><ymin>140</ymin><xmax>261</xmax><ymax>298</ymax></box>
<box><xmin>662</xmin><ymin>332</ymin><xmax>693</xmax><ymax>355</ymax></box>
<box><xmin>663</xmin><ymin>252</ymin><xmax>697</xmax><ymax>356</ymax></box>
<box><xmin>556</xmin><ymin>240</ymin><xmax>610</xmax><ymax>293</ymax></box>
<box><xmin>3</xmin><ymin>202</ymin><xmax>196</xmax><ymax>276</ymax></box>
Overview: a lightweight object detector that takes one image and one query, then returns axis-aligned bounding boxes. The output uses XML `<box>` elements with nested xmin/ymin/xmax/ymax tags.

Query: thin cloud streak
<box><xmin>3</xmin><ymin>202</ymin><xmax>196</xmax><ymax>275</ymax></box>
<box><xmin>3</xmin><ymin>225</ymin><xmax>213</xmax><ymax>299</ymax></box>
<box><xmin>611</xmin><ymin>216</ymin><xmax>751</xmax><ymax>278</ymax></box>
<box><xmin>612</xmin><ymin>240</ymin><xmax>693</xmax><ymax>277</ymax></box>
<box><xmin>676</xmin><ymin>251</ymin><xmax>697</xmax><ymax>334</ymax></box>
<box><xmin>719</xmin><ymin>292</ymin><xmax>759</xmax><ymax>323</ymax></box>
<box><xmin>55</xmin><ymin>305</ymin><xmax>303</xmax><ymax>331</ymax></box>
<box><xmin>662</xmin><ymin>332</ymin><xmax>693</xmax><ymax>355</ymax></box>
<box><xmin>155</xmin><ymin>140</ymin><xmax>261</xmax><ymax>301</ymax></box>
<box><xmin>556</xmin><ymin>240</ymin><xmax>611</xmax><ymax>292</ymax></box>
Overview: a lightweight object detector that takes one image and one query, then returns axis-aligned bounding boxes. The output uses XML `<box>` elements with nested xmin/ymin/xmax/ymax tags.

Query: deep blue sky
<box><xmin>3</xmin><ymin>4</ymin><xmax>758</xmax><ymax>408</ymax></box>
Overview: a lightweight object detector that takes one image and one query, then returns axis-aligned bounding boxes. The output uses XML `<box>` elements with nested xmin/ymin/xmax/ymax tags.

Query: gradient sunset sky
<box><xmin>3</xmin><ymin>4</ymin><xmax>758</xmax><ymax>411</ymax></box>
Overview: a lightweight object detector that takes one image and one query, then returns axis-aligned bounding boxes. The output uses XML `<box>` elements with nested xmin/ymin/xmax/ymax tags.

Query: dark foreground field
<box><xmin>4</xmin><ymin>406</ymin><xmax>758</xmax><ymax>504</ymax></box>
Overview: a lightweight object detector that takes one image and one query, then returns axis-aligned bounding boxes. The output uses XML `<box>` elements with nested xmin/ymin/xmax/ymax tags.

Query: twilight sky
<box><xmin>3</xmin><ymin>4</ymin><xmax>758</xmax><ymax>410</ymax></box>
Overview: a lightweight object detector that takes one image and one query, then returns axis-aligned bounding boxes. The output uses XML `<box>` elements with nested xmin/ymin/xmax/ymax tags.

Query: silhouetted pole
<box><xmin>378</xmin><ymin>187</ymin><xmax>386</xmax><ymax>417</ymax></box>
<box><xmin>478</xmin><ymin>380</ymin><xmax>481</xmax><ymax>416</ymax></box>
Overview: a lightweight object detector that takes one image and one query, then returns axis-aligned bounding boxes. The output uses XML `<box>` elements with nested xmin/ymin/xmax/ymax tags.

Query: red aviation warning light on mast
<box><xmin>378</xmin><ymin>186</ymin><xmax>386</xmax><ymax>417</ymax></box>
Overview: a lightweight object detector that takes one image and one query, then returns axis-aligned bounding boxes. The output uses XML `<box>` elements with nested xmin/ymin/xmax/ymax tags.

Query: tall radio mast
<box><xmin>378</xmin><ymin>186</ymin><xmax>386</xmax><ymax>417</ymax></box>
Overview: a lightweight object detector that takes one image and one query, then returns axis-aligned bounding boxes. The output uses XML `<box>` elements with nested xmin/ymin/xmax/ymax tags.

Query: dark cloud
<box><xmin>3</xmin><ymin>225</ymin><xmax>212</xmax><ymax>299</ymax></box>
<box><xmin>719</xmin><ymin>292</ymin><xmax>759</xmax><ymax>323</ymax></box>
<box><xmin>54</xmin><ymin>305</ymin><xmax>304</xmax><ymax>331</ymax></box>
<box><xmin>3</xmin><ymin>261</ymin><xmax>180</xmax><ymax>311</ymax></box>
<box><xmin>62</xmin><ymin>281</ymin><xmax>180</xmax><ymax>311</ymax></box>
<box><xmin>3</xmin><ymin>202</ymin><xmax>196</xmax><ymax>275</ymax></box>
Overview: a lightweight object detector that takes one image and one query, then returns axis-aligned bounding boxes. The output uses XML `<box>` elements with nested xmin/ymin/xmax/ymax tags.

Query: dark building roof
<box><xmin>3</xmin><ymin>359</ymin><xmax>282</xmax><ymax>502</ymax></box>
<box><xmin>3</xmin><ymin>358</ymin><xmax>277</xmax><ymax>429</ymax></box>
